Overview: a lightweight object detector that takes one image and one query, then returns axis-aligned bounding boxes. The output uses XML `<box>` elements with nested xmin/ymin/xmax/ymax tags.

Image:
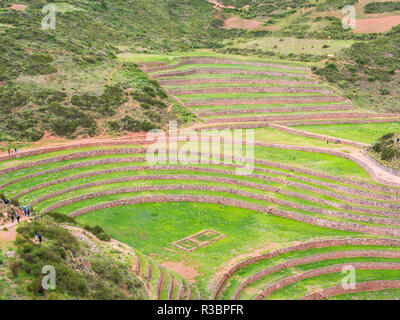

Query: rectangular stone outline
<box><xmin>171</xmin><ymin>229</ymin><xmax>226</xmax><ymax>253</ymax></box>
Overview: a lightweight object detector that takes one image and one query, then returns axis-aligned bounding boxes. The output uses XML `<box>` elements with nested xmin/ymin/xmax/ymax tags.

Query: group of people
<box><xmin>326</xmin><ymin>140</ymin><xmax>341</xmax><ymax>145</ymax></box>
<box><xmin>10</xmin><ymin>205</ymin><xmax>31</xmax><ymax>224</ymax></box>
<box><xmin>7</xmin><ymin>148</ymin><xmax>18</xmax><ymax>155</ymax></box>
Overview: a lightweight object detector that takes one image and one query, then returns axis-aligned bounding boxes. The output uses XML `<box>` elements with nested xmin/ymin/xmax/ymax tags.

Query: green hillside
<box><xmin>0</xmin><ymin>0</ymin><xmax>231</xmax><ymax>141</ymax></box>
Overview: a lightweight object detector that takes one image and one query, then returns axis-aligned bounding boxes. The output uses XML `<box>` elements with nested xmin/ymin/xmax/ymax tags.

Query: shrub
<box><xmin>381</xmin><ymin>146</ymin><xmax>398</xmax><ymax>161</ymax></box>
<box><xmin>379</xmin><ymin>132</ymin><xmax>395</xmax><ymax>141</ymax></box>
<box><xmin>84</xmin><ymin>225</ymin><xmax>111</xmax><ymax>242</ymax></box>
<box><xmin>10</xmin><ymin>198</ymin><xmax>20</xmax><ymax>207</ymax></box>
<box><xmin>44</xmin><ymin>212</ymin><xmax>77</xmax><ymax>225</ymax></box>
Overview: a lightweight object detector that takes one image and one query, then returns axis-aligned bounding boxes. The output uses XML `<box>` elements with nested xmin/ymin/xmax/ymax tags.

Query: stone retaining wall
<box><xmin>168</xmin><ymin>278</ymin><xmax>174</xmax><ymax>300</ymax></box>
<box><xmin>151</xmin><ymin>68</ymin><xmax>311</xmax><ymax>79</ymax></box>
<box><xmin>66</xmin><ymin>194</ymin><xmax>400</xmax><ymax>239</ymax></box>
<box><xmin>300</xmin><ymin>280</ymin><xmax>400</xmax><ymax>300</ymax></box>
<box><xmin>0</xmin><ymin>157</ymin><xmax>148</xmax><ymax>190</ymax></box>
<box><xmin>39</xmin><ymin>175</ymin><xmax>400</xmax><ymax>217</ymax></box>
<box><xmin>4</xmin><ymin>147</ymin><xmax>400</xmax><ymax>196</ymax></box>
<box><xmin>254</xmin><ymin>262</ymin><xmax>400</xmax><ymax>299</ymax></box>
<box><xmin>156</xmin><ymin>269</ymin><xmax>164</xmax><ymax>300</ymax></box>
<box><xmin>184</xmin><ymin>95</ymin><xmax>344</xmax><ymax>107</ymax></box>
<box><xmin>232</xmin><ymin>250</ymin><xmax>400</xmax><ymax>299</ymax></box>
<box><xmin>285</xmin><ymin>118</ymin><xmax>400</xmax><ymax>126</ymax></box>
<box><xmin>159</xmin><ymin>78</ymin><xmax>317</xmax><ymax>86</ymax></box>
<box><xmin>17</xmin><ymin>160</ymin><xmax>399</xmax><ymax>202</ymax></box>
<box><xmin>178</xmin><ymin>281</ymin><xmax>185</xmax><ymax>300</ymax></box>
<box><xmin>196</xmin><ymin>118</ymin><xmax>400</xmax><ymax>130</ymax></box>
<box><xmin>146</xmin><ymin>263</ymin><xmax>152</xmax><ymax>281</ymax></box>
<box><xmin>0</xmin><ymin>139</ymin><xmax>150</xmax><ymax>162</ymax></box>
<box><xmin>0</xmin><ymin>148</ymin><xmax>146</xmax><ymax>175</ymax></box>
<box><xmin>197</xmin><ymin>105</ymin><xmax>354</xmax><ymax>117</ymax></box>
<box><xmin>211</xmin><ymin>238</ymin><xmax>400</xmax><ymax>299</ymax></box>
<box><xmin>171</xmin><ymin>86</ymin><xmax>333</xmax><ymax>95</ymax></box>
<box><xmin>204</xmin><ymin>112</ymin><xmax>397</xmax><ymax>124</ymax></box>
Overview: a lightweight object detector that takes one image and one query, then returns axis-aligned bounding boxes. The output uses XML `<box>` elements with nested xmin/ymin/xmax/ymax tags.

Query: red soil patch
<box><xmin>207</xmin><ymin>0</ymin><xmax>235</xmax><ymax>9</ymax></box>
<box><xmin>354</xmin><ymin>15</ymin><xmax>400</xmax><ymax>33</ymax></box>
<box><xmin>0</xmin><ymin>228</ymin><xmax>17</xmax><ymax>245</ymax></box>
<box><xmin>223</xmin><ymin>17</ymin><xmax>275</xmax><ymax>31</ymax></box>
<box><xmin>162</xmin><ymin>261</ymin><xmax>199</xmax><ymax>282</ymax></box>
<box><xmin>10</xmin><ymin>4</ymin><xmax>27</xmax><ymax>11</ymax></box>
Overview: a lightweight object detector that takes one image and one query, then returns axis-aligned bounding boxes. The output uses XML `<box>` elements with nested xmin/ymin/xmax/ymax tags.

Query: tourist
<box><xmin>11</xmin><ymin>214</ymin><xmax>14</xmax><ymax>223</ymax></box>
<box><xmin>34</xmin><ymin>231</ymin><xmax>38</xmax><ymax>242</ymax></box>
<box><xmin>16</xmin><ymin>213</ymin><xmax>20</xmax><ymax>223</ymax></box>
<box><xmin>38</xmin><ymin>233</ymin><xmax>42</xmax><ymax>243</ymax></box>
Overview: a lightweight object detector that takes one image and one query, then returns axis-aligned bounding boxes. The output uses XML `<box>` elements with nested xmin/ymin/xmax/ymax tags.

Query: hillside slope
<box><xmin>314</xmin><ymin>25</ymin><xmax>400</xmax><ymax>113</ymax></box>
<box><xmin>0</xmin><ymin>0</ymin><xmax>230</xmax><ymax>142</ymax></box>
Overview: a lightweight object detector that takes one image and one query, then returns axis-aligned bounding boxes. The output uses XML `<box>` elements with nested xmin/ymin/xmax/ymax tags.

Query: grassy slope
<box><xmin>314</xmin><ymin>26</ymin><xmax>400</xmax><ymax>113</ymax></box>
<box><xmin>295</xmin><ymin>122</ymin><xmax>400</xmax><ymax>144</ymax></box>
<box><xmin>0</xmin><ymin>0</ymin><xmax>229</xmax><ymax>142</ymax></box>
<box><xmin>75</xmin><ymin>201</ymin><xmax>359</xmax><ymax>296</ymax></box>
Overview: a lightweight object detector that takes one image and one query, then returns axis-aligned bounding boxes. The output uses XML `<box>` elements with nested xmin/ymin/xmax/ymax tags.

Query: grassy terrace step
<box><xmin>196</xmin><ymin>105</ymin><xmax>354</xmax><ymax>117</ymax></box>
<box><xmin>190</xmin><ymin>102</ymin><xmax>352</xmax><ymax>112</ymax></box>
<box><xmin>221</xmin><ymin>246</ymin><xmax>400</xmax><ymax>300</ymax></box>
<box><xmin>13</xmin><ymin>158</ymin><xmax>397</xmax><ymax>202</ymax></box>
<box><xmin>281</xmin><ymin>118</ymin><xmax>400</xmax><ymax>127</ymax></box>
<box><xmin>201</xmin><ymin>112</ymin><xmax>395</xmax><ymax>124</ymax></box>
<box><xmin>179</xmin><ymin>92</ymin><xmax>325</xmax><ymax>101</ymax></box>
<box><xmin>0</xmin><ymin>144</ymin><xmax>144</xmax><ymax>170</ymax></box>
<box><xmin>233</xmin><ymin>251</ymin><xmax>400</xmax><ymax>300</ymax></box>
<box><xmin>158</xmin><ymin>74</ymin><xmax>313</xmax><ymax>81</ymax></box>
<box><xmin>264</xmin><ymin>268</ymin><xmax>400</xmax><ymax>300</ymax></box>
<box><xmin>197</xmin><ymin>118</ymin><xmax>400</xmax><ymax>130</ymax></box>
<box><xmin>5</xmin><ymin>158</ymin><xmax>394</xmax><ymax>206</ymax></box>
<box><xmin>30</xmin><ymin>177</ymin><xmax>400</xmax><ymax>225</ymax></box>
<box><xmin>164</xmin><ymin>83</ymin><xmax>324</xmax><ymax>90</ymax></box>
<box><xmin>326</xmin><ymin>286</ymin><xmax>400</xmax><ymax>300</ymax></box>
<box><xmin>171</xmin><ymin>86</ymin><xmax>333</xmax><ymax>96</ymax></box>
<box><xmin>148</xmin><ymin>63</ymin><xmax>309</xmax><ymax>75</ymax></box>
<box><xmin>143</xmin><ymin>58</ymin><xmax>310</xmax><ymax>73</ymax></box>
<box><xmin>294</xmin><ymin>122</ymin><xmax>400</xmax><ymax>144</ymax></box>
<box><xmin>151</xmin><ymin>69</ymin><xmax>312</xmax><ymax>80</ymax></box>
<box><xmin>74</xmin><ymin>201</ymin><xmax>364</xmax><ymax>296</ymax></box>
<box><xmin>184</xmin><ymin>96</ymin><xmax>346</xmax><ymax>107</ymax></box>
<box><xmin>0</xmin><ymin>148</ymin><xmax>396</xmax><ymax>196</ymax></box>
<box><xmin>6</xmin><ymin>158</ymin><xmax>400</xmax><ymax>207</ymax></box>
<box><xmin>23</xmin><ymin>168</ymin><xmax>400</xmax><ymax>214</ymax></box>
<box><xmin>201</xmin><ymin>109</ymin><xmax>358</xmax><ymax>119</ymax></box>
<box><xmin>42</xmin><ymin>191</ymin><xmax>400</xmax><ymax>238</ymax></box>
<box><xmin>215</xmin><ymin>238</ymin><xmax>400</xmax><ymax>299</ymax></box>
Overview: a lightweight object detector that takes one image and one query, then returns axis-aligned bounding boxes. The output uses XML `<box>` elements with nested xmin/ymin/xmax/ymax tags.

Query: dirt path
<box><xmin>206</xmin><ymin>0</ymin><xmax>235</xmax><ymax>9</ymax></box>
<box><xmin>352</xmin><ymin>149</ymin><xmax>400</xmax><ymax>187</ymax></box>
<box><xmin>108</xmin><ymin>63</ymin><xmax>123</xmax><ymax>86</ymax></box>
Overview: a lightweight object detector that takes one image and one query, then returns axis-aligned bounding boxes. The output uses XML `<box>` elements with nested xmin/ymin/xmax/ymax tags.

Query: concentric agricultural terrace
<box><xmin>3</xmin><ymin>55</ymin><xmax>400</xmax><ymax>300</ymax></box>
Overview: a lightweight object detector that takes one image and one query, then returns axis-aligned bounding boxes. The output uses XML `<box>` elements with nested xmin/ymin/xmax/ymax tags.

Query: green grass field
<box><xmin>295</xmin><ymin>123</ymin><xmax>400</xmax><ymax>144</ymax></box>
<box><xmin>75</xmin><ymin>201</ymin><xmax>359</xmax><ymax>296</ymax></box>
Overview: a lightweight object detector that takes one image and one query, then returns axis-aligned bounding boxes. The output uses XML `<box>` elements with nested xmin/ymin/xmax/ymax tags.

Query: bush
<box><xmin>44</xmin><ymin>212</ymin><xmax>77</xmax><ymax>225</ymax></box>
<box><xmin>379</xmin><ymin>132</ymin><xmax>395</xmax><ymax>141</ymax></box>
<box><xmin>84</xmin><ymin>225</ymin><xmax>111</xmax><ymax>242</ymax></box>
<box><xmin>10</xmin><ymin>198</ymin><xmax>20</xmax><ymax>207</ymax></box>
